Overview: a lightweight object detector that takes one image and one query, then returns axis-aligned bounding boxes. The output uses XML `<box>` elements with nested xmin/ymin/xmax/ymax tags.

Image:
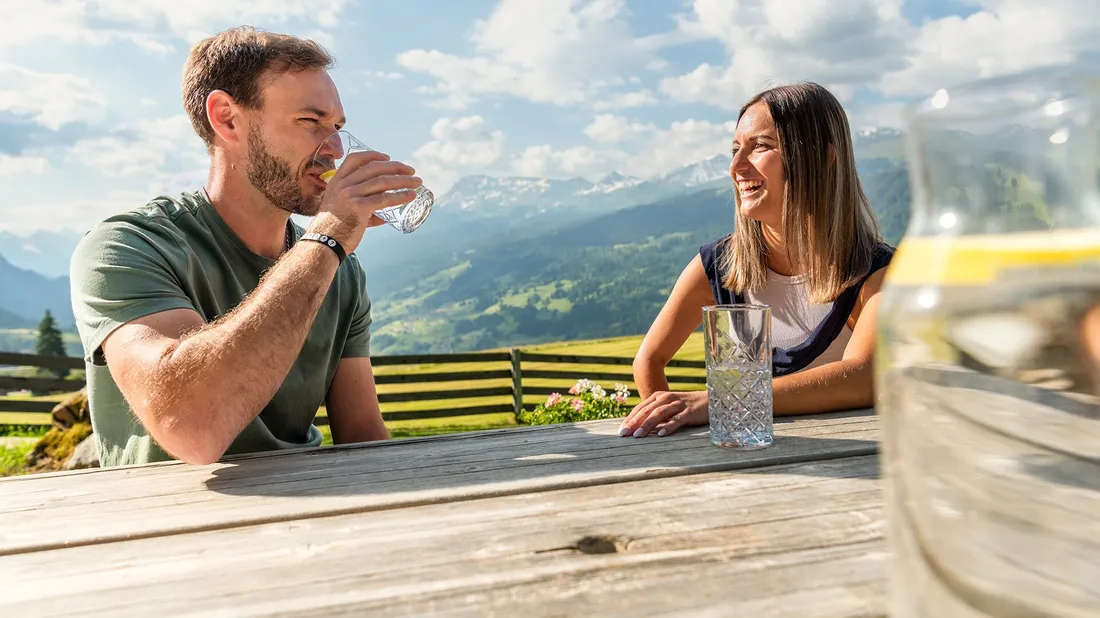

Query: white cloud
<box><xmin>662</xmin><ymin>0</ymin><xmax>912</xmax><ymax>109</ymax></box>
<box><xmin>0</xmin><ymin>192</ymin><xmax>152</xmax><ymax>235</ymax></box>
<box><xmin>67</xmin><ymin>115</ymin><xmax>207</xmax><ymax>178</ymax></box>
<box><xmin>411</xmin><ymin>116</ymin><xmax>508</xmax><ymax>191</ymax></box>
<box><xmin>0</xmin><ymin>155</ymin><xmax>50</xmax><ymax>176</ymax></box>
<box><xmin>0</xmin><ymin>0</ymin><xmax>356</xmax><ymax>57</ymax></box>
<box><xmin>396</xmin><ymin>0</ymin><xmax>659</xmax><ymax>109</ymax></box>
<box><xmin>104</xmin><ymin>0</ymin><xmax>354</xmax><ymax>38</ymax></box>
<box><xmin>514</xmin><ymin>117</ymin><xmax>734</xmax><ymax>180</ymax></box>
<box><xmin>583</xmin><ymin>114</ymin><xmax>654</xmax><ymax>143</ymax></box>
<box><xmin>847</xmin><ymin>101</ymin><xmax>909</xmax><ymax>133</ymax></box>
<box><xmin>880</xmin><ymin>1</ymin><xmax>1100</xmax><ymax>96</ymax></box>
<box><xmin>512</xmin><ymin>144</ymin><xmax>629</xmax><ymax>177</ymax></box>
<box><xmin>0</xmin><ymin>64</ymin><xmax>107</xmax><ymax>130</ymax></box>
<box><xmin>591</xmin><ymin>90</ymin><xmax>659</xmax><ymax>111</ymax></box>
<box><xmin>660</xmin><ymin>63</ymin><xmax>746</xmax><ymax>111</ymax></box>
<box><xmin>645</xmin><ymin>58</ymin><xmax>669</xmax><ymax>72</ymax></box>
<box><xmin>663</xmin><ymin>0</ymin><xmax>1099</xmax><ymax>116</ymax></box>
<box><xmin>362</xmin><ymin>71</ymin><xmax>404</xmax><ymax>80</ymax></box>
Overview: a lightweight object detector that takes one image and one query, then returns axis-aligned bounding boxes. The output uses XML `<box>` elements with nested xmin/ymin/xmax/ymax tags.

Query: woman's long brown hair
<box><xmin>722</xmin><ymin>82</ymin><xmax>882</xmax><ymax>304</ymax></box>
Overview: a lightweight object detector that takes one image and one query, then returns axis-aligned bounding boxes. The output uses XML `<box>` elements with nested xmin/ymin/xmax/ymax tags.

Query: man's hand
<box><xmin>618</xmin><ymin>390</ymin><xmax>708</xmax><ymax>438</ymax></box>
<box><xmin>310</xmin><ymin>151</ymin><xmax>422</xmax><ymax>251</ymax></box>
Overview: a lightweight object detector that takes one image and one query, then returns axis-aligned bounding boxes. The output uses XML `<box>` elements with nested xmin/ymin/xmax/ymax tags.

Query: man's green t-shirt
<box><xmin>69</xmin><ymin>190</ymin><xmax>373</xmax><ymax>467</ymax></box>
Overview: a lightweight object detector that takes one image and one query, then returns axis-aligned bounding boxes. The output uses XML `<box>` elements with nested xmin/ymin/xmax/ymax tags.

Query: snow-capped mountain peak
<box><xmin>575</xmin><ymin>171</ymin><xmax>644</xmax><ymax>196</ymax></box>
<box><xmin>658</xmin><ymin>154</ymin><xmax>730</xmax><ymax>187</ymax></box>
<box><xmin>434</xmin><ymin>154</ymin><xmax>733</xmax><ymax>216</ymax></box>
<box><xmin>856</xmin><ymin>127</ymin><xmax>904</xmax><ymax>140</ymax></box>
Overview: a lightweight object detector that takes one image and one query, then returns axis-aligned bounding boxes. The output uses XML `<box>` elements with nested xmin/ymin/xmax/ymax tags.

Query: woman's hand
<box><xmin>618</xmin><ymin>390</ymin><xmax>708</xmax><ymax>438</ymax></box>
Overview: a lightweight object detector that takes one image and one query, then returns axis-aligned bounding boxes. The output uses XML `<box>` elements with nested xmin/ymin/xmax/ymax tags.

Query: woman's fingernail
<box><xmin>657</xmin><ymin>429</ymin><xmax>667</xmax><ymax>437</ymax></box>
<box><xmin>618</xmin><ymin>426</ymin><xmax>631</xmax><ymax>437</ymax></box>
<box><xmin>633</xmin><ymin>428</ymin><xmax>646</xmax><ymax>438</ymax></box>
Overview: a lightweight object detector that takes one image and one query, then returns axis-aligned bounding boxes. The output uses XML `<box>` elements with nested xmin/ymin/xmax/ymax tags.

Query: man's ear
<box><xmin>206</xmin><ymin>90</ymin><xmax>241</xmax><ymax>146</ymax></box>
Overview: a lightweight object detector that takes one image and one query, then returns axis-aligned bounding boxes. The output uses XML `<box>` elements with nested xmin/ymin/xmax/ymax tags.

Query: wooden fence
<box><xmin>0</xmin><ymin>350</ymin><xmax>707</xmax><ymax>426</ymax></box>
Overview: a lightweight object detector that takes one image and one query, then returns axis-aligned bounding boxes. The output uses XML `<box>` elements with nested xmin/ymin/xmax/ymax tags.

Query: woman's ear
<box><xmin>828</xmin><ymin>143</ymin><xmax>837</xmax><ymax>164</ymax></box>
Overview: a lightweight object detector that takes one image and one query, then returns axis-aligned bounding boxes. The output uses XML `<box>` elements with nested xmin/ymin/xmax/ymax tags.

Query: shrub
<box><xmin>517</xmin><ymin>379</ymin><xmax>633</xmax><ymax>425</ymax></box>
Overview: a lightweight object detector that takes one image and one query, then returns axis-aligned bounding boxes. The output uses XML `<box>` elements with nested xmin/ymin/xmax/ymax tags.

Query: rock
<box><xmin>63</xmin><ymin>436</ymin><xmax>99</xmax><ymax>470</ymax></box>
<box><xmin>23</xmin><ymin>422</ymin><xmax>93</xmax><ymax>473</ymax></box>
<box><xmin>51</xmin><ymin>389</ymin><xmax>89</xmax><ymax>431</ymax></box>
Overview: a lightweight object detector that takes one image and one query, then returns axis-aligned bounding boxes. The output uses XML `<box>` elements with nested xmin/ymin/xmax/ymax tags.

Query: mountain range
<box><xmin>0</xmin><ymin>130</ymin><xmax>916</xmax><ymax>350</ymax></box>
<box><xmin>0</xmin><ymin>255</ymin><xmax>73</xmax><ymax>328</ymax></box>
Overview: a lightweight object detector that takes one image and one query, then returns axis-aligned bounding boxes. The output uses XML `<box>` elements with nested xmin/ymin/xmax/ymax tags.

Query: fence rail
<box><xmin>0</xmin><ymin>349</ymin><xmax>707</xmax><ymax>426</ymax></box>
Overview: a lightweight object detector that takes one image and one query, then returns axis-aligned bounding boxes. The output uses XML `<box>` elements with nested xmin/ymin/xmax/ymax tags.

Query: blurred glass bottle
<box><xmin>877</xmin><ymin>68</ymin><xmax>1100</xmax><ymax>616</ymax></box>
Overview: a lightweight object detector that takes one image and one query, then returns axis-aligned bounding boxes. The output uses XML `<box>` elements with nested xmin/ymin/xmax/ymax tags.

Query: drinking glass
<box><xmin>313</xmin><ymin>130</ymin><xmax>433</xmax><ymax>234</ymax></box>
<box><xmin>703</xmin><ymin>304</ymin><xmax>773</xmax><ymax>448</ymax></box>
<box><xmin>877</xmin><ymin>67</ymin><xmax>1100</xmax><ymax>616</ymax></box>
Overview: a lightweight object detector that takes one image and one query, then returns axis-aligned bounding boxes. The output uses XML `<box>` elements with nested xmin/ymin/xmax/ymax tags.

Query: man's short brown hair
<box><xmin>182</xmin><ymin>26</ymin><xmax>334</xmax><ymax>150</ymax></box>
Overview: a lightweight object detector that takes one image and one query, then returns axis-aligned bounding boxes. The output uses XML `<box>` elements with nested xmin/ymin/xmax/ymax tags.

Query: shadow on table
<box><xmin>202</xmin><ymin>409</ymin><xmax>878</xmax><ymax>499</ymax></box>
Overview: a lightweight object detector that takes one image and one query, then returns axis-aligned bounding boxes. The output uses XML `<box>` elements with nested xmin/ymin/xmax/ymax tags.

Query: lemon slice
<box><xmin>320</xmin><ymin>169</ymin><xmax>337</xmax><ymax>183</ymax></box>
<box><xmin>886</xmin><ymin>229</ymin><xmax>1100</xmax><ymax>286</ymax></box>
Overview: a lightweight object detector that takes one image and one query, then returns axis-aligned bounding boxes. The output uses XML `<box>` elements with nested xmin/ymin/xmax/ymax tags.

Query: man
<box><xmin>69</xmin><ymin>26</ymin><xmax>422</xmax><ymax>466</ymax></box>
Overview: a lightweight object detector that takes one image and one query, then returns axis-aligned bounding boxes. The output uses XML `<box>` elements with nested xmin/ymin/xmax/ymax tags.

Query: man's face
<box><xmin>242</xmin><ymin>69</ymin><xmax>345</xmax><ymax>217</ymax></box>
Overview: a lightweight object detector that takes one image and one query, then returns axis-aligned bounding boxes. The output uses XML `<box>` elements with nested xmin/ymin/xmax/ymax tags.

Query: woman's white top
<box><xmin>744</xmin><ymin>269</ymin><xmax>852</xmax><ymax>372</ymax></box>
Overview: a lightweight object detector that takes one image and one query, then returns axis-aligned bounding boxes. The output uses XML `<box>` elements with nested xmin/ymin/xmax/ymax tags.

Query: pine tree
<box><xmin>35</xmin><ymin>310</ymin><xmax>68</xmax><ymax>380</ymax></box>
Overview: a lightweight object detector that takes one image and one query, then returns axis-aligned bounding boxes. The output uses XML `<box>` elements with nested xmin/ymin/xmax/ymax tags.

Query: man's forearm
<box><xmin>151</xmin><ymin>241</ymin><xmax>340</xmax><ymax>457</ymax></box>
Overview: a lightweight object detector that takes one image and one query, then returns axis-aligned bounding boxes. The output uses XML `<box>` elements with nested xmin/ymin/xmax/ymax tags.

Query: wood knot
<box><xmin>575</xmin><ymin>535</ymin><xmax>628</xmax><ymax>554</ymax></box>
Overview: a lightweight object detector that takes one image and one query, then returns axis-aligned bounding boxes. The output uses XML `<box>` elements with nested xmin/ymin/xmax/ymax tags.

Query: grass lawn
<box><xmin>0</xmin><ymin>441</ymin><xmax>35</xmax><ymax>476</ymax></box>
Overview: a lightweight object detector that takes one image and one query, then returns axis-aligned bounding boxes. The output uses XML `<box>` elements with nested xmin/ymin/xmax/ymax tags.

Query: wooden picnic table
<box><xmin>0</xmin><ymin>410</ymin><xmax>883</xmax><ymax>617</ymax></box>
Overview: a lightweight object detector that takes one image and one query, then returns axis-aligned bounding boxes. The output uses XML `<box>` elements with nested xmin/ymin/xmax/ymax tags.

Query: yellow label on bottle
<box><xmin>885</xmin><ymin>229</ymin><xmax>1100</xmax><ymax>286</ymax></box>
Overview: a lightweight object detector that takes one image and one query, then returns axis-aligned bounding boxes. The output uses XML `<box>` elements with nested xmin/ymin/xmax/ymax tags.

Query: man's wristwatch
<box><xmin>299</xmin><ymin>232</ymin><xmax>347</xmax><ymax>264</ymax></box>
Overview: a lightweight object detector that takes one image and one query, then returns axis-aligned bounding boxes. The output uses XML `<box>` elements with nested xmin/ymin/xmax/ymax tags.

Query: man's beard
<box><xmin>245</xmin><ymin>126</ymin><xmax>322</xmax><ymax>217</ymax></box>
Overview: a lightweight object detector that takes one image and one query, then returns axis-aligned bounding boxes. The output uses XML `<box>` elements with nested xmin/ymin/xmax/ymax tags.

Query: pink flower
<box><xmin>568</xmin><ymin>385</ymin><xmax>579</xmax><ymax>395</ymax></box>
<box><xmin>546</xmin><ymin>392</ymin><xmax>562</xmax><ymax>406</ymax></box>
<box><xmin>614</xmin><ymin>394</ymin><xmax>627</xmax><ymax>404</ymax></box>
<box><xmin>571</xmin><ymin>398</ymin><xmax>585</xmax><ymax>412</ymax></box>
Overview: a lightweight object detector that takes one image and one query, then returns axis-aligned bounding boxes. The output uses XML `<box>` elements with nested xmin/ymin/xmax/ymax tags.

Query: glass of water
<box><xmin>313</xmin><ymin>130</ymin><xmax>434</xmax><ymax>234</ymax></box>
<box><xmin>703</xmin><ymin>304</ymin><xmax>773</xmax><ymax>448</ymax></box>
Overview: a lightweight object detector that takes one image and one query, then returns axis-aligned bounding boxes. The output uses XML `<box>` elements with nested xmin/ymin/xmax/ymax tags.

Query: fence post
<box><xmin>510</xmin><ymin>348</ymin><xmax>523</xmax><ymax>417</ymax></box>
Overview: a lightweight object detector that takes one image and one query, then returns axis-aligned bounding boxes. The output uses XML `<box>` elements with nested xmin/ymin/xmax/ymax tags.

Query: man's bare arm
<box><xmin>102</xmin><ymin>241</ymin><xmax>341</xmax><ymax>464</ymax></box>
<box><xmin>101</xmin><ymin>151</ymin><xmax>422</xmax><ymax>465</ymax></box>
<box><xmin>325</xmin><ymin>356</ymin><xmax>389</xmax><ymax>444</ymax></box>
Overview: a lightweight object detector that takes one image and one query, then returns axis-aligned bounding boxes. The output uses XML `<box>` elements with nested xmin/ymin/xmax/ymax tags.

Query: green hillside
<box><xmin>370</xmin><ymin>163</ymin><xmax>917</xmax><ymax>355</ymax></box>
<box><xmin>370</xmin><ymin>150</ymin><xmax>1060</xmax><ymax>356</ymax></box>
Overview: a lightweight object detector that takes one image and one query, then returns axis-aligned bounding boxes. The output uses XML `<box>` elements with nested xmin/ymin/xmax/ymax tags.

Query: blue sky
<box><xmin>1</xmin><ymin>0</ymin><xmax>1097</xmax><ymax>234</ymax></box>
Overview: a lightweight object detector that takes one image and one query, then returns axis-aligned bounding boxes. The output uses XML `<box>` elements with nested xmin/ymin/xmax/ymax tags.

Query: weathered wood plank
<box><xmin>0</xmin><ymin>352</ymin><xmax>85</xmax><ymax>370</ymax></box>
<box><xmin>0</xmin><ymin>399</ymin><xmax>57</xmax><ymax>413</ymax></box>
<box><xmin>0</xmin><ymin>376</ymin><xmax>83</xmax><ymax>392</ymax></box>
<box><xmin>377</xmin><ymin>385</ymin><xmax>513</xmax><ymax>403</ymax></box>
<box><xmin>522</xmin><ymin>352</ymin><xmax>706</xmax><ymax>369</ymax></box>
<box><xmin>522</xmin><ymin>369</ymin><xmax>707</xmax><ymax>384</ymax></box>
<box><xmin>379</xmin><ymin>403</ymin><xmax>515</xmax><ymax>421</ymax></box>
<box><xmin>0</xmin><ymin>411</ymin><xmax>878</xmax><ymax>556</ymax></box>
<box><xmin>1</xmin><ymin>456</ymin><xmax>884</xmax><ymax>617</ymax></box>
<box><xmin>369</xmin><ymin>352</ymin><xmax>511</xmax><ymax>366</ymax></box>
<box><xmin>372</xmin><ymin>369</ymin><xmax>512</xmax><ymax>384</ymax></box>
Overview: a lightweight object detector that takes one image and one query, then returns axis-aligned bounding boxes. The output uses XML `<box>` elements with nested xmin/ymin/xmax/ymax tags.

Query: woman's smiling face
<box><xmin>730</xmin><ymin>101</ymin><xmax>785</xmax><ymax>228</ymax></box>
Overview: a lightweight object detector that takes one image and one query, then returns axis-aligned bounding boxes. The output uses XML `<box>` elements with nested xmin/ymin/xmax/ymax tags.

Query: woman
<box><xmin>620</xmin><ymin>82</ymin><xmax>893</xmax><ymax>438</ymax></box>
